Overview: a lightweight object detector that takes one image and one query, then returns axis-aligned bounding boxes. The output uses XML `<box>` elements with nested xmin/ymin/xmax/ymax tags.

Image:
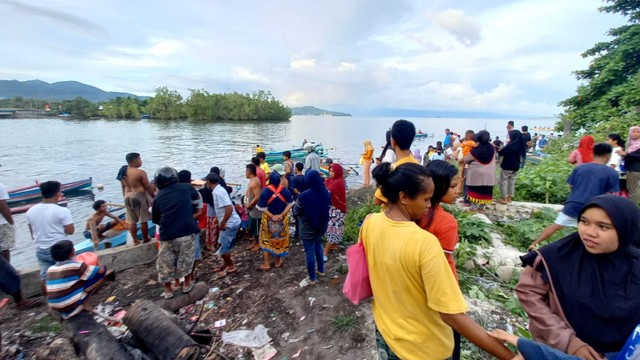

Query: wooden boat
<box><xmin>74</xmin><ymin>213</ymin><xmax>157</xmax><ymax>255</ymax></box>
<box><xmin>10</xmin><ymin>197</ymin><xmax>68</xmax><ymax>215</ymax></box>
<box><xmin>8</xmin><ymin>177</ymin><xmax>92</xmax><ymax>205</ymax></box>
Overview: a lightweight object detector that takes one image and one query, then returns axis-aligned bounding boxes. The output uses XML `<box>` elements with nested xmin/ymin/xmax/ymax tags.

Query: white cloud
<box><xmin>290</xmin><ymin>58</ymin><xmax>317</xmax><ymax>70</ymax></box>
<box><xmin>429</xmin><ymin>9</ymin><xmax>482</xmax><ymax>46</ymax></box>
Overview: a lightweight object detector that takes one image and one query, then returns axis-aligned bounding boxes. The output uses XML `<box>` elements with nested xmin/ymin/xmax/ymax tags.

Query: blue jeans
<box><xmin>302</xmin><ymin>234</ymin><xmax>324</xmax><ymax>281</ymax></box>
<box><xmin>36</xmin><ymin>247</ymin><xmax>56</xmax><ymax>280</ymax></box>
<box><xmin>218</xmin><ymin>222</ymin><xmax>240</xmax><ymax>255</ymax></box>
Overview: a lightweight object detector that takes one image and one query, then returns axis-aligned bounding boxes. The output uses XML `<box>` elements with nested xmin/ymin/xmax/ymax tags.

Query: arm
<box><xmin>120</xmin><ymin>181</ymin><xmax>125</xmax><ymax>197</ymax></box>
<box><xmin>108</xmin><ymin>212</ymin><xmax>128</xmax><ymax>227</ymax></box>
<box><xmin>0</xmin><ymin>199</ymin><xmax>14</xmax><ymax>225</ymax></box>
<box><xmin>273</xmin><ymin>202</ymin><xmax>294</xmax><ymax>221</ymax></box>
<box><xmin>194</xmin><ymin>206</ymin><xmax>202</xmax><ymax>218</ymax></box>
<box><xmin>64</xmin><ymin>223</ymin><xmax>75</xmax><ymax>235</ymax></box>
<box><xmin>219</xmin><ymin>205</ymin><xmax>233</xmax><ymax>230</ymax></box>
<box><xmin>140</xmin><ymin>171</ymin><xmax>155</xmax><ymax>198</ymax></box>
<box><xmin>28</xmin><ymin>224</ymin><xmax>34</xmax><ymax>240</ymax></box>
<box><xmin>463</xmin><ymin>153</ymin><xmax>474</xmax><ymax>164</ymax></box>
<box><xmin>89</xmin><ymin>220</ymin><xmax>100</xmax><ymax>248</ymax></box>
<box><xmin>440</xmin><ymin>313</ymin><xmax>514</xmax><ymax>360</ymax></box>
<box><xmin>515</xmin><ymin>265</ymin><xmax>589</xmax><ymax>355</ymax></box>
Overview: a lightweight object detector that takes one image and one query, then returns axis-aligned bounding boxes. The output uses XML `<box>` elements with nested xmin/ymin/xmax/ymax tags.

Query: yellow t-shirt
<box><xmin>374</xmin><ymin>156</ymin><xmax>420</xmax><ymax>204</ymax></box>
<box><xmin>362</xmin><ymin>213</ymin><xmax>467</xmax><ymax>359</ymax></box>
<box><xmin>260</xmin><ymin>162</ymin><xmax>271</xmax><ymax>176</ymax></box>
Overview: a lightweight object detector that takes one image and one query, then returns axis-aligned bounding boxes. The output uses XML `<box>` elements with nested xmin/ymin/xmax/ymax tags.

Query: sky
<box><xmin>0</xmin><ymin>0</ymin><xmax>627</xmax><ymax>116</ymax></box>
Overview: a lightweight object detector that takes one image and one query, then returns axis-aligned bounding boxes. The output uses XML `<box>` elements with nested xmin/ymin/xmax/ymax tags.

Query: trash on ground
<box><xmin>308</xmin><ymin>297</ymin><xmax>316</xmax><ymax>307</ymax></box>
<box><xmin>250</xmin><ymin>343</ymin><xmax>277</xmax><ymax>360</ymax></box>
<box><xmin>214</xmin><ymin>319</ymin><xmax>227</xmax><ymax>328</ymax></box>
<box><xmin>221</xmin><ymin>324</ymin><xmax>271</xmax><ymax>348</ymax></box>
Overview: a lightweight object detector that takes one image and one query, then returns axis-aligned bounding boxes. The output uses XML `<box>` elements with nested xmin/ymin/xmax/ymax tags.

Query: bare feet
<box><xmin>258</xmin><ymin>264</ymin><xmax>270</xmax><ymax>271</ymax></box>
<box><xmin>213</xmin><ymin>264</ymin><xmax>227</xmax><ymax>273</ymax></box>
<box><xmin>275</xmin><ymin>258</ymin><xmax>284</xmax><ymax>268</ymax></box>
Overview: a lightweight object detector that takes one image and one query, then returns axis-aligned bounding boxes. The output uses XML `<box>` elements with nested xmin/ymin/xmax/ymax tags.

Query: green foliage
<box><xmin>454</xmin><ymin>211</ymin><xmax>492</xmax><ymax>246</ymax></box>
<box><xmin>558</xmin><ymin>1</ymin><xmax>640</xmax><ymax>132</ymax></box>
<box><xmin>144</xmin><ymin>86</ymin><xmax>184</xmax><ymax>120</ymax></box>
<box><xmin>31</xmin><ymin>315</ymin><xmax>63</xmax><ymax>334</ymax></box>
<box><xmin>101</xmin><ymin>96</ymin><xmax>146</xmax><ymax>119</ymax></box>
<box><xmin>496</xmin><ymin>207</ymin><xmax>573</xmax><ymax>251</ymax></box>
<box><xmin>515</xmin><ymin>154</ymin><xmax>573</xmax><ymax>204</ymax></box>
<box><xmin>343</xmin><ymin>200</ymin><xmax>380</xmax><ymax>245</ymax></box>
<box><xmin>332</xmin><ymin>313</ymin><xmax>360</xmax><ymax>333</ymax></box>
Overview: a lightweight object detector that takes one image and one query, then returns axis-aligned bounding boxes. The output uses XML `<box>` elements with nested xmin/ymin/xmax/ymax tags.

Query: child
<box><xmin>235</xmin><ymin>200</ymin><xmax>249</xmax><ymax>233</ymax></box>
<box><xmin>84</xmin><ymin>200</ymin><xmax>128</xmax><ymax>251</ymax></box>
<box><xmin>46</xmin><ymin>240</ymin><xmax>107</xmax><ymax>319</ymax></box>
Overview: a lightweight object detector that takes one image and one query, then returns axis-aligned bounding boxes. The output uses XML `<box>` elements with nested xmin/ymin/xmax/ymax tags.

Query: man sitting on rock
<box><xmin>46</xmin><ymin>240</ymin><xmax>107</xmax><ymax>319</ymax></box>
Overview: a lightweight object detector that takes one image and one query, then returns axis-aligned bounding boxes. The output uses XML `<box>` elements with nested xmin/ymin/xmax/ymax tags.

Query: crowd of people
<box><xmin>2</xmin><ymin>119</ymin><xmax>640</xmax><ymax>359</ymax></box>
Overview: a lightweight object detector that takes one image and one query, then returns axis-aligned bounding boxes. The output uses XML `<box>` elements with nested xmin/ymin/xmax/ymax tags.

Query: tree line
<box><xmin>0</xmin><ymin>87</ymin><xmax>292</xmax><ymax>121</ymax></box>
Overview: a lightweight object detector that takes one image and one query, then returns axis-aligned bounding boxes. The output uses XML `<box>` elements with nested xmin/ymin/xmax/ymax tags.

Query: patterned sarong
<box><xmin>259</xmin><ymin>213</ymin><xmax>290</xmax><ymax>257</ymax></box>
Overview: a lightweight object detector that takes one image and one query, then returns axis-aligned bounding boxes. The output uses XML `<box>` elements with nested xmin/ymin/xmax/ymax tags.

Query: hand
<box><xmin>272</xmin><ymin>214</ymin><xmax>282</xmax><ymax>221</ymax></box>
<box><xmin>574</xmin><ymin>345</ymin><xmax>604</xmax><ymax>360</ymax></box>
<box><xmin>220</xmin><ymin>222</ymin><xmax>227</xmax><ymax>231</ymax></box>
<box><xmin>487</xmin><ymin>329</ymin><xmax>519</xmax><ymax>346</ymax></box>
<box><xmin>527</xmin><ymin>243</ymin><xmax>537</xmax><ymax>252</ymax></box>
<box><xmin>617</xmin><ymin>149</ymin><xmax>626</xmax><ymax>156</ymax></box>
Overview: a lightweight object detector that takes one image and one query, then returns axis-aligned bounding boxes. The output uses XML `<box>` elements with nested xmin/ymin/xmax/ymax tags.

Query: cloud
<box><xmin>429</xmin><ymin>9</ymin><xmax>482</xmax><ymax>46</ymax></box>
<box><xmin>290</xmin><ymin>58</ymin><xmax>317</xmax><ymax>70</ymax></box>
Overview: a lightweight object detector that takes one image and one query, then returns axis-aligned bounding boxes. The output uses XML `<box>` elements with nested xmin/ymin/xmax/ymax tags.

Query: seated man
<box><xmin>46</xmin><ymin>240</ymin><xmax>106</xmax><ymax>319</ymax></box>
<box><xmin>84</xmin><ymin>200</ymin><xmax>127</xmax><ymax>250</ymax></box>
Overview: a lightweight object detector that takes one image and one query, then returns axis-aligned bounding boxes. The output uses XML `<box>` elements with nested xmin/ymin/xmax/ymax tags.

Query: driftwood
<box><xmin>123</xmin><ymin>300</ymin><xmax>199</xmax><ymax>360</ymax></box>
<box><xmin>158</xmin><ymin>282</ymin><xmax>209</xmax><ymax>312</ymax></box>
<box><xmin>62</xmin><ymin>311</ymin><xmax>133</xmax><ymax>360</ymax></box>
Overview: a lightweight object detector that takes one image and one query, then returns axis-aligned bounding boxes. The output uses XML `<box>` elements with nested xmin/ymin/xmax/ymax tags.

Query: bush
<box><xmin>343</xmin><ymin>200</ymin><xmax>380</xmax><ymax>245</ymax></box>
<box><xmin>497</xmin><ymin>207</ymin><xmax>573</xmax><ymax>251</ymax></box>
<box><xmin>515</xmin><ymin>155</ymin><xmax>573</xmax><ymax>204</ymax></box>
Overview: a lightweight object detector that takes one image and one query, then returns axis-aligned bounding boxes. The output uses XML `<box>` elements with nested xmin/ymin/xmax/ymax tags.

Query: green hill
<box><xmin>291</xmin><ymin>106</ymin><xmax>351</xmax><ymax>116</ymax></box>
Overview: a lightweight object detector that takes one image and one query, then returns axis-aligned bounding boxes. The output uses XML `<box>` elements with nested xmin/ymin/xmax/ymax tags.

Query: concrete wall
<box><xmin>19</xmin><ymin>242</ymin><xmax>158</xmax><ymax>297</ymax></box>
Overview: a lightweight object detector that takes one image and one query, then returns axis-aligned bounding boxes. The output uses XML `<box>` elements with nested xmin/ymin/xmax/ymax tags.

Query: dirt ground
<box><xmin>0</xmin><ymin>226</ymin><xmax>377</xmax><ymax>360</ymax></box>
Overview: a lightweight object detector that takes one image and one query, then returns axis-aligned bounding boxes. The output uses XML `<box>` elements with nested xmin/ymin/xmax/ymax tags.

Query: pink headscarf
<box><xmin>627</xmin><ymin>126</ymin><xmax>640</xmax><ymax>154</ymax></box>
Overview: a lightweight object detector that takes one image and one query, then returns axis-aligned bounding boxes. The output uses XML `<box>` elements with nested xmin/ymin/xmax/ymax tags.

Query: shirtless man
<box><xmin>84</xmin><ymin>200</ymin><xmax>127</xmax><ymax>250</ymax></box>
<box><xmin>116</xmin><ymin>153</ymin><xmax>155</xmax><ymax>245</ymax></box>
<box><xmin>244</xmin><ymin>164</ymin><xmax>262</xmax><ymax>252</ymax></box>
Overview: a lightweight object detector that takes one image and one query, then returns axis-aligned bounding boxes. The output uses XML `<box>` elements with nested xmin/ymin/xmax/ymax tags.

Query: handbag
<box><xmin>343</xmin><ymin>215</ymin><xmax>373</xmax><ymax>305</ymax></box>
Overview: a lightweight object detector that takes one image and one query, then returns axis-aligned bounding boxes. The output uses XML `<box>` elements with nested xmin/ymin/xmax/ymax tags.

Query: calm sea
<box><xmin>0</xmin><ymin>115</ymin><xmax>557</xmax><ymax>270</ymax></box>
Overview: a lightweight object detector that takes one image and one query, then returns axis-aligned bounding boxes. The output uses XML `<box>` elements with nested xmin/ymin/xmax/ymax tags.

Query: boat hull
<box><xmin>74</xmin><ymin>214</ymin><xmax>156</xmax><ymax>255</ymax></box>
<box><xmin>8</xmin><ymin>178</ymin><xmax>92</xmax><ymax>206</ymax></box>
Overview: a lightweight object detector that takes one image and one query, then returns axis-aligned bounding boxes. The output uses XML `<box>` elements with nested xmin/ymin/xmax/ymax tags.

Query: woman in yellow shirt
<box><xmin>365</xmin><ymin>162</ymin><xmax>513</xmax><ymax>360</ymax></box>
<box><xmin>361</xmin><ymin>140</ymin><xmax>374</xmax><ymax>188</ymax></box>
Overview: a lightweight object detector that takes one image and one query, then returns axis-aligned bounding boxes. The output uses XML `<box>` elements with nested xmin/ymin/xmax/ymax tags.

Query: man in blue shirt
<box><xmin>443</xmin><ymin>128</ymin><xmax>452</xmax><ymax>149</ymax></box>
<box><xmin>528</xmin><ymin>143</ymin><xmax>619</xmax><ymax>251</ymax></box>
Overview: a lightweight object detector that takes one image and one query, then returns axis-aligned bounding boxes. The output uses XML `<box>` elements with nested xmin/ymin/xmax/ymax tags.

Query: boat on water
<box><xmin>74</xmin><ymin>213</ymin><xmax>157</xmax><ymax>255</ymax></box>
<box><xmin>414</xmin><ymin>133</ymin><xmax>435</xmax><ymax>139</ymax></box>
<box><xmin>264</xmin><ymin>143</ymin><xmax>328</xmax><ymax>163</ymax></box>
<box><xmin>10</xmin><ymin>198</ymin><xmax>68</xmax><ymax>215</ymax></box>
<box><xmin>8</xmin><ymin>177</ymin><xmax>92</xmax><ymax>206</ymax></box>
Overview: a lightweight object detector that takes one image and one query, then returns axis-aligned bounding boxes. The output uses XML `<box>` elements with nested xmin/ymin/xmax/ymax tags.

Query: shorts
<box><xmin>156</xmin><ymin>235</ymin><xmax>195</xmax><ymax>284</ymax></box>
<box><xmin>218</xmin><ymin>223</ymin><xmax>240</xmax><ymax>255</ymax></box>
<box><xmin>554</xmin><ymin>212</ymin><xmax>578</xmax><ymax>227</ymax></box>
<box><xmin>124</xmin><ymin>192</ymin><xmax>152</xmax><ymax>224</ymax></box>
<box><xmin>247</xmin><ymin>216</ymin><xmax>260</xmax><ymax>237</ymax></box>
<box><xmin>36</xmin><ymin>247</ymin><xmax>56</xmax><ymax>280</ymax></box>
<box><xmin>0</xmin><ymin>223</ymin><xmax>16</xmax><ymax>251</ymax></box>
<box><xmin>83</xmin><ymin>222</ymin><xmax>114</xmax><ymax>239</ymax></box>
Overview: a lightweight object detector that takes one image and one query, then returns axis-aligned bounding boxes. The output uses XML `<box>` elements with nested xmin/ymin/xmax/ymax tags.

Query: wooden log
<box><xmin>123</xmin><ymin>300</ymin><xmax>199</xmax><ymax>360</ymax></box>
<box><xmin>158</xmin><ymin>282</ymin><xmax>209</xmax><ymax>313</ymax></box>
<box><xmin>62</xmin><ymin>311</ymin><xmax>133</xmax><ymax>360</ymax></box>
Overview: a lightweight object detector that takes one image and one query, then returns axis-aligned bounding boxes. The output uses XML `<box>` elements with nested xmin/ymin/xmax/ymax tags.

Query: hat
<box><xmin>304</xmin><ymin>143</ymin><xmax>316</xmax><ymax>151</ymax></box>
<box><xmin>272</xmin><ymin>163</ymin><xmax>286</xmax><ymax>176</ymax></box>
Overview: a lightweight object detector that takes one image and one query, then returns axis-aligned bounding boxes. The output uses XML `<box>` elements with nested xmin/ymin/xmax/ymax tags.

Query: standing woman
<box><xmin>464</xmin><ymin>130</ymin><xmax>497</xmax><ymax>209</ymax></box>
<box><xmin>366</xmin><ymin>162</ymin><xmax>513</xmax><ymax>360</ymax></box>
<box><xmin>256</xmin><ymin>173</ymin><xmax>294</xmax><ymax>270</ymax></box>
<box><xmin>361</xmin><ymin>140</ymin><xmax>374</xmax><ymax>188</ymax></box>
<box><xmin>293</xmin><ymin>170</ymin><xmax>330</xmax><ymax>284</ymax></box>
<box><xmin>516</xmin><ymin>195</ymin><xmax>640</xmax><ymax>359</ymax></box>
<box><xmin>619</xmin><ymin>126</ymin><xmax>640</xmax><ymax>205</ymax></box>
<box><xmin>497</xmin><ymin>129</ymin><xmax>524</xmax><ymax>204</ymax></box>
<box><xmin>379</xmin><ymin>131</ymin><xmax>395</xmax><ymax>164</ymax></box>
<box><xmin>324</xmin><ymin>163</ymin><xmax>347</xmax><ymax>261</ymax></box>
<box><xmin>568</xmin><ymin>135</ymin><xmax>594</xmax><ymax>165</ymax></box>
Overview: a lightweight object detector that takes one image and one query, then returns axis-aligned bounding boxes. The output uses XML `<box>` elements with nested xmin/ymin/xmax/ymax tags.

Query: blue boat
<box><xmin>74</xmin><ymin>213</ymin><xmax>156</xmax><ymax>255</ymax></box>
<box><xmin>8</xmin><ymin>177</ymin><xmax>92</xmax><ymax>206</ymax></box>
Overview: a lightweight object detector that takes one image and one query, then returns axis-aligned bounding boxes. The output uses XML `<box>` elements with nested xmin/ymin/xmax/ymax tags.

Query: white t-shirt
<box><xmin>608</xmin><ymin>146</ymin><xmax>622</xmax><ymax>172</ymax></box>
<box><xmin>0</xmin><ymin>183</ymin><xmax>9</xmax><ymax>225</ymax></box>
<box><xmin>26</xmin><ymin>203</ymin><xmax>73</xmax><ymax>249</ymax></box>
<box><xmin>212</xmin><ymin>185</ymin><xmax>240</xmax><ymax>228</ymax></box>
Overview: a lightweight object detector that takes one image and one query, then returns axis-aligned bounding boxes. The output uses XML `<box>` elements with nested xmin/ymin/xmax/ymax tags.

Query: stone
<box><xmin>463</xmin><ymin>260</ymin><xmax>475</xmax><ymax>270</ymax></box>
<box><xmin>495</xmin><ymin>203</ymin><xmax>508</xmax><ymax>212</ymax></box>
<box><xmin>35</xmin><ymin>337</ymin><xmax>80</xmax><ymax>360</ymax></box>
<box><xmin>471</xmin><ymin>213</ymin><xmax>493</xmax><ymax>225</ymax></box>
<box><xmin>495</xmin><ymin>265</ymin><xmax>522</xmax><ymax>282</ymax></box>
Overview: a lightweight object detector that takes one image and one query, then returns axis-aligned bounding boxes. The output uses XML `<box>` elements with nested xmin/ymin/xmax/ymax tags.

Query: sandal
<box><xmin>257</xmin><ymin>264</ymin><xmax>271</xmax><ymax>272</ymax></box>
<box><xmin>213</xmin><ymin>264</ymin><xmax>227</xmax><ymax>273</ymax></box>
<box><xmin>308</xmin><ymin>279</ymin><xmax>318</xmax><ymax>285</ymax></box>
<box><xmin>226</xmin><ymin>267</ymin><xmax>238</xmax><ymax>274</ymax></box>
<box><xmin>163</xmin><ymin>291</ymin><xmax>175</xmax><ymax>299</ymax></box>
<box><xmin>182</xmin><ymin>283</ymin><xmax>194</xmax><ymax>294</ymax></box>
<box><xmin>275</xmin><ymin>259</ymin><xmax>284</xmax><ymax>268</ymax></box>
<box><xmin>316</xmin><ymin>271</ymin><xmax>326</xmax><ymax>277</ymax></box>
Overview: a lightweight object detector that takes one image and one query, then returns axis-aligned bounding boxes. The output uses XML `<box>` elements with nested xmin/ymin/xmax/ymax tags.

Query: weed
<box><xmin>332</xmin><ymin>313</ymin><xmax>359</xmax><ymax>334</ymax></box>
<box><xmin>31</xmin><ymin>315</ymin><xmax>63</xmax><ymax>334</ymax></box>
<box><xmin>337</xmin><ymin>263</ymin><xmax>349</xmax><ymax>274</ymax></box>
<box><xmin>496</xmin><ymin>207</ymin><xmax>573</xmax><ymax>251</ymax></box>
<box><xmin>343</xmin><ymin>200</ymin><xmax>380</xmax><ymax>245</ymax></box>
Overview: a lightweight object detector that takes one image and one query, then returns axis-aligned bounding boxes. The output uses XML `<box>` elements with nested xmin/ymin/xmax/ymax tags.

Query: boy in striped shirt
<box><xmin>46</xmin><ymin>240</ymin><xmax>106</xmax><ymax>319</ymax></box>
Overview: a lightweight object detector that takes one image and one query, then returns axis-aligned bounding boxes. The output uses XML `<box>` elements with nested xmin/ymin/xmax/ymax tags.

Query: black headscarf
<box><xmin>505</xmin><ymin>129</ymin><xmax>525</xmax><ymax>155</ymax></box>
<box><xmin>470</xmin><ymin>130</ymin><xmax>495</xmax><ymax>164</ymax></box>
<box><xmin>521</xmin><ymin>195</ymin><xmax>640</xmax><ymax>353</ymax></box>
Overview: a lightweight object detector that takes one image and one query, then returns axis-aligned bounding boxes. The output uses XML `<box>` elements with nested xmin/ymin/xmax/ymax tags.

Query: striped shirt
<box><xmin>46</xmin><ymin>260</ymin><xmax>101</xmax><ymax>319</ymax></box>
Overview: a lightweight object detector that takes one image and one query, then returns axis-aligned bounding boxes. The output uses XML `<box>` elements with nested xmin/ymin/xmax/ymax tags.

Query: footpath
<box><xmin>0</xmin><ymin>187</ymin><xmax>563</xmax><ymax>360</ymax></box>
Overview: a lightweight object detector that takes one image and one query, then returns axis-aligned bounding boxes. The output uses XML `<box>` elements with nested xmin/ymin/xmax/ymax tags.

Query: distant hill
<box><xmin>0</xmin><ymin>79</ymin><xmax>142</xmax><ymax>102</ymax></box>
<box><xmin>291</xmin><ymin>106</ymin><xmax>351</xmax><ymax>116</ymax></box>
<box><xmin>354</xmin><ymin>107</ymin><xmax>539</xmax><ymax>119</ymax></box>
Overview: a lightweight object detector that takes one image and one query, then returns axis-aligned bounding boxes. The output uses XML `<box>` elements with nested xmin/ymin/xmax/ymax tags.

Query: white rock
<box><xmin>463</xmin><ymin>260</ymin><xmax>475</xmax><ymax>270</ymax></box>
<box><xmin>495</xmin><ymin>266</ymin><xmax>518</xmax><ymax>282</ymax></box>
<box><xmin>495</xmin><ymin>203</ymin><xmax>508</xmax><ymax>212</ymax></box>
<box><xmin>471</xmin><ymin>213</ymin><xmax>493</xmax><ymax>224</ymax></box>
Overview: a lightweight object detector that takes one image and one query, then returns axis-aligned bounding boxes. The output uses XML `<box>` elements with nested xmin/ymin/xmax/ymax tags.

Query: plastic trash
<box><xmin>251</xmin><ymin>344</ymin><xmax>277</xmax><ymax>360</ymax></box>
<box><xmin>221</xmin><ymin>324</ymin><xmax>271</xmax><ymax>348</ymax></box>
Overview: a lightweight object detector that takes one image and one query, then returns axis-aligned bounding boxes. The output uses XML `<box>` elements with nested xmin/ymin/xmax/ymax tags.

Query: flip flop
<box><xmin>275</xmin><ymin>260</ymin><xmax>284</xmax><ymax>268</ymax></box>
<box><xmin>226</xmin><ymin>267</ymin><xmax>238</xmax><ymax>274</ymax></box>
<box><xmin>257</xmin><ymin>264</ymin><xmax>271</xmax><ymax>272</ymax></box>
<box><xmin>182</xmin><ymin>283</ymin><xmax>194</xmax><ymax>294</ymax></box>
<box><xmin>163</xmin><ymin>291</ymin><xmax>175</xmax><ymax>299</ymax></box>
<box><xmin>0</xmin><ymin>298</ymin><xmax>9</xmax><ymax>311</ymax></box>
<box><xmin>213</xmin><ymin>265</ymin><xmax>227</xmax><ymax>273</ymax></box>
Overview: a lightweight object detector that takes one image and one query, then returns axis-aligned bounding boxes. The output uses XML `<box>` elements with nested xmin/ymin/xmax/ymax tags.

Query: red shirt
<box><xmin>417</xmin><ymin>206</ymin><xmax>459</xmax><ymax>281</ymax></box>
<box><xmin>256</xmin><ymin>168</ymin><xmax>267</xmax><ymax>189</ymax></box>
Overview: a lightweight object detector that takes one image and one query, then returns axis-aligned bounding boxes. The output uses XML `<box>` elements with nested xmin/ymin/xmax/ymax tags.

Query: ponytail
<box><xmin>373</xmin><ymin>163</ymin><xmax>431</xmax><ymax>203</ymax></box>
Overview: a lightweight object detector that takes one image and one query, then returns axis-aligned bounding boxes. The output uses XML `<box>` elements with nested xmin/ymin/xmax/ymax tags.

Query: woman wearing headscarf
<box><xmin>256</xmin><ymin>172</ymin><xmax>294</xmax><ymax>270</ymax></box>
<box><xmin>361</xmin><ymin>140</ymin><xmax>374</xmax><ymax>188</ymax></box>
<box><xmin>516</xmin><ymin>195</ymin><xmax>640</xmax><ymax>359</ymax></box>
<box><xmin>618</xmin><ymin>126</ymin><xmax>640</xmax><ymax>204</ymax></box>
<box><xmin>463</xmin><ymin>130</ymin><xmax>497</xmax><ymax>209</ymax></box>
<box><xmin>568</xmin><ymin>135</ymin><xmax>595</xmax><ymax>165</ymax></box>
<box><xmin>293</xmin><ymin>170</ymin><xmax>330</xmax><ymax>284</ymax></box>
<box><xmin>413</xmin><ymin>148</ymin><xmax>422</xmax><ymax>162</ymax></box>
<box><xmin>324</xmin><ymin>163</ymin><xmax>347</xmax><ymax>261</ymax></box>
<box><xmin>498</xmin><ymin>129</ymin><xmax>525</xmax><ymax>204</ymax></box>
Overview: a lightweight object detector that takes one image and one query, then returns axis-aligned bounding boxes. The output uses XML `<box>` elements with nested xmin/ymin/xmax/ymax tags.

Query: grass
<box><xmin>332</xmin><ymin>313</ymin><xmax>360</xmax><ymax>334</ymax></box>
<box><xmin>31</xmin><ymin>315</ymin><xmax>63</xmax><ymax>334</ymax></box>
